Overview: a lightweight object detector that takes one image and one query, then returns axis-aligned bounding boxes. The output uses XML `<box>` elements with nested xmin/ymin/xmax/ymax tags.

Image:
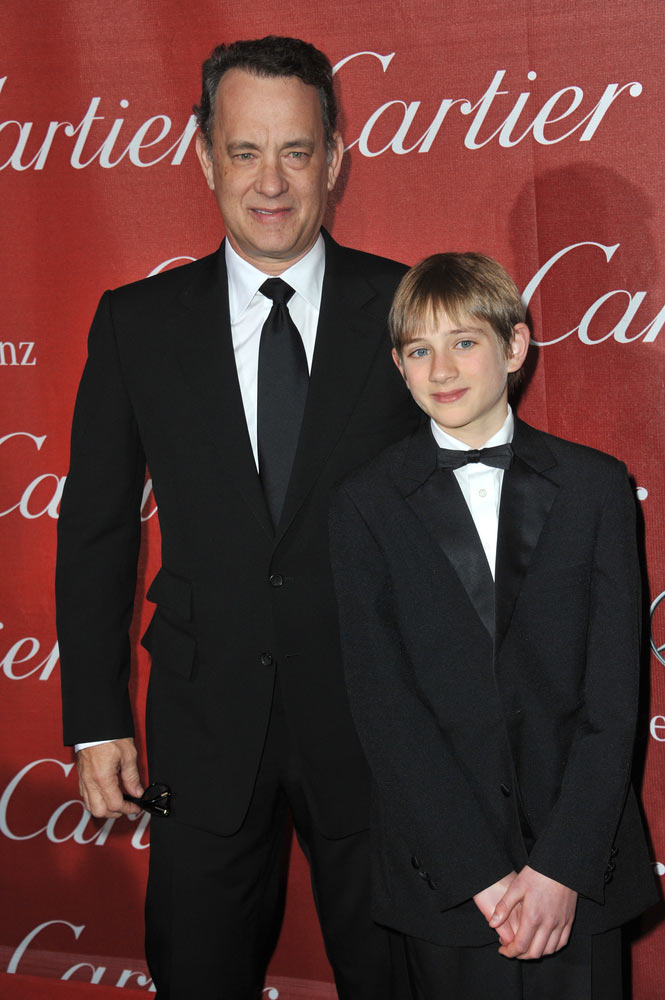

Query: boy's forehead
<box><xmin>403</xmin><ymin>307</ymin><xmax>491</xmax><ymax>341</ymax></box>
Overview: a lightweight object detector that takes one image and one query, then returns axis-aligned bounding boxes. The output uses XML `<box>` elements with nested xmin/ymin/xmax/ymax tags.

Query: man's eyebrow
<box><xmin>226</xmin><ymin>141</ymin><xmax>260</xmax><ymax>153</ymax></box>
<box><xmin>282</xmin><ymin>138</ymin><xmax>315</xmax><ymax>150</ymax></box>
<box><xmin>226</xmin><ymin>138</ymin><xmax>316</xmax><ymax>154</ymax></box>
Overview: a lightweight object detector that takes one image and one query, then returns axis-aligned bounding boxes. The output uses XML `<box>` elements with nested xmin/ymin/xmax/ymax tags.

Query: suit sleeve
<box><xmin>330</xmin><ymin>483</ymin><xmax>514</xmax><ymax>910</ymax></box>
<box><xmin>56</xmin><ymin>291</ymin><xmax>145</xmax><ymax>745</ymax></box>
<box><xmin>527</xmin><ymin>461</ymin><xmax>642</xmax><ymax>903</ymax></box>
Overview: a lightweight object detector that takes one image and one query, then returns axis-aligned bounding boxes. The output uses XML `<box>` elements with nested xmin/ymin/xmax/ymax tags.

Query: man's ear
<box><xmin>327</xmin><ymin>132</ymin><xmax>345</xmax><ymax>192</ymax></box>
<box><xmin>195</xmin><ymin>132</ymin><xmax>215</xmax><ymax>191</ymax></box>
<box><xmin>392</xmin><ymin>347</ymin><xmax>407</xmax><ymax>383</ymax></box>
<box><xmin>507</xmin><ymin>323</ymin><xmax>530</xmax><ymax>373</ymax></box>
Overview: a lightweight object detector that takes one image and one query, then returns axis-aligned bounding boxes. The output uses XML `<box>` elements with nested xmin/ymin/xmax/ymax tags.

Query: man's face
<box><xmin>196</xmin><ymin>69</ymin><xmax>344</xmax><ymax>275</ymax></box>
<box><xmin>392</xmin><ymin>312</ymin><xmax>529</xmax><ymax>448</ymax></box>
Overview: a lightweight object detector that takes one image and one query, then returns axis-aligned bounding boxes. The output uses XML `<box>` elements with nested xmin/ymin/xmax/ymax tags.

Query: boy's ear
<box><xmin>392</xmin><ymin>348</ymin><xmax>407</xmax><ymax>382</ymax></box>
<box><xmin>506</xmin><ymin>323</ymin><xmax>530</xmax><ymax>373</ymax></box>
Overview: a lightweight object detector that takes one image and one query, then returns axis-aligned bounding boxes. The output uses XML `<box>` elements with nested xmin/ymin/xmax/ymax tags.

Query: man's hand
<box><xmin>76</xmin><ymin>738</ymin><xmax>144</xmax><ymax>819</ymax></box>
<box><xmin>473</xmin><ymin>872</ymin><xmax>519</xmax><ymax>945</ymax></box>
<box><xmin>490</xmin><ymin>865</ymin><xmax>577</xmax><ymax>960</ymax></box>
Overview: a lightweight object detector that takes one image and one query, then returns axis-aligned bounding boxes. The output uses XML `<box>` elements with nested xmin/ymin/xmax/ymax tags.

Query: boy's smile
<box><xmin>392</xmin><ymin>312</ymin><xmax>529</xmax><ymax>448</ymax></box>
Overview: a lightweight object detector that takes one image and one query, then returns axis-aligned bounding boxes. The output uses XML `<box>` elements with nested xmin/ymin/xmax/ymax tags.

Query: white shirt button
<box><xmin>479</xmin><ymin>488</ymin><xmax>488</xmax><ymax>498</ymax></box>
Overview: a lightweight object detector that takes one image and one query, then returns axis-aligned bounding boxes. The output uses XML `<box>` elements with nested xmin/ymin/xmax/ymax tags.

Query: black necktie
<box><xmin>437</xmin><ymin>443</ymin><xmax>513</xmax><ymax>471</ymax></box>
<box><xmin>257</xmin><ymin>278</ymin><xmax>309</xmax><ymax>525</ymax></box>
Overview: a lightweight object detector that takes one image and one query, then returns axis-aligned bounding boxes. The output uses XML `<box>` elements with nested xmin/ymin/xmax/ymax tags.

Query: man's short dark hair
<box><xmin>194</xmin><ymin>36</ymin><xmax>338</xmax><ymax>154</ymax></box>
<box><xmin>389</xmin><ymin>253</ymin><xmax>528</xmax><ymax>393</ymax></box>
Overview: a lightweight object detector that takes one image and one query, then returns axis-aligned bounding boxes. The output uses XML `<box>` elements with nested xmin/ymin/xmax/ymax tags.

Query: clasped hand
<box><xmin>473</xmin><ymin>866</ymin><xmax>577</xmax><ymax>959</ymax></box>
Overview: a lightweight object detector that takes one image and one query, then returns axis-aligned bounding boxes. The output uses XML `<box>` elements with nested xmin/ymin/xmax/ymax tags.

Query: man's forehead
<box><xmin>212</xmin><ymin>69</ymin><xmax>324</xmax><ymax>134</ymax></box>
<box><xmin>214</xmin><ymin>68</ymin><xmax>318</xmax><ymax>105</ymax></box>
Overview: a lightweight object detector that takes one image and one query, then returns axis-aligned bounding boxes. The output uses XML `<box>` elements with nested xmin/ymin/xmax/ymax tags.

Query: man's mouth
<box><xmin>250</xmin><ymin>207</ymin><xmax>291</xmax><ymax>217</ymax></box>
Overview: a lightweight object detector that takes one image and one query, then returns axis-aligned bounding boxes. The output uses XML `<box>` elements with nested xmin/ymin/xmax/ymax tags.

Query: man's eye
<box><xmin>235</xmin><ymin>153</ymin><xmax>254</xmax><ymax>161</ymax></box>
<box><xmin>287</xmin><ymin>151</ymin><xmax>307</xmax><ymax>160</ymax></box>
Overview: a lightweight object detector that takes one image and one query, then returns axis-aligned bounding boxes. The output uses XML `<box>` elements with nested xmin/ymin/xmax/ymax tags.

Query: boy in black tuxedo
<box><xmin>329</xmin><ymin>253</ymin><xmax>657</xmax><ymax>999</ymax></box>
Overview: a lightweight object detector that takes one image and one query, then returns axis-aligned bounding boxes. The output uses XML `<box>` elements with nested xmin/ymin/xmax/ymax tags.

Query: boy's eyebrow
<box><xmin>403</xmin><ymin>324</ymin><xmax>488</xmax><ymax>343</ymax></box>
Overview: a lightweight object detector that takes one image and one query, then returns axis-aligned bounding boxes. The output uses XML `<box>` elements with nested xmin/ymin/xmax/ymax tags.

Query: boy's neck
<box><xmin>432</xmin><ymin>406</ymin><xmax>514</xmax><ymax>451</ymax></box>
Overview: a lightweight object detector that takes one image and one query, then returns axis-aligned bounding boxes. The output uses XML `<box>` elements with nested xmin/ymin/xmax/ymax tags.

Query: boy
<box><xmin>329</xmin><ymin>253</ymin><xmax>657</xmax><ymax>999</ymax></box>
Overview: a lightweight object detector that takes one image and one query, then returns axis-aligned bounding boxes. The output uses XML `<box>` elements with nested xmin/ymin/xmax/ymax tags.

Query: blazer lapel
<box><xmin>276</xmin><ymin>232</ymin><xmax>395</xmax><ymax>540</ymax></box>
<box><xmin>494</xmin><ymin>420</ymin><xmax>559</xmax><ymax>651</ymax></box>
<box><xmin>399</xmin><ymin>425</ymin><xmax>495</xmax><ymax>638</ymax></box>
<box><xmin>171</xmin><ymin>245</ymin><xmax>273</xmax><ymax>539</ymax></box>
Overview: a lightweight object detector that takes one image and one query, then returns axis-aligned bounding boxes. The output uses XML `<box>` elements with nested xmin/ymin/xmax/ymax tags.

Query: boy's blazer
<box><xmin>56</xmin><ymin>231</ymin><xmax>419</xmax><ymax>839</ymax></box>
<box><xmin>329</xmin><ymin>418</ymin><xmax>657</xmax><ymax>947</ymax></box>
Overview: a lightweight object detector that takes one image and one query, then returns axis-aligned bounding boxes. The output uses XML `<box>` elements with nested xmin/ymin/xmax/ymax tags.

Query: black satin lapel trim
<box><xmin>494</xmin><ymin>456</ymin><xmax>559</xmax><ymax>651</ymax></box>
<box><xmin>407</xmin><ymin>472</ymin><xmax>495</xmax><ymax>637</ymax></box>
<box><xmin>399</xmin><ymin>422</ymin><xmax>441</xmax><ymax>493</ymax></box>
<box><xmin>174</xmin><ymin>251</ymin><xmax>273</xmax><ymax>539</ymax></box>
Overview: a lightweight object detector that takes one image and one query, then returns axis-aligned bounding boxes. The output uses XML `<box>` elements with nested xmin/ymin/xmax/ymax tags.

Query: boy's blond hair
<box><xmin>389</xmin><ymin>253</ymin><xmax>527</xmax><ymax>392</ymax></box>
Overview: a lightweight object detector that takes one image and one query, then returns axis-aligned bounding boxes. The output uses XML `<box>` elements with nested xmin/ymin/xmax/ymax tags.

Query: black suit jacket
<box><xmin>56</xmin><ymin>231</ymin><xmax>420</xmax><ymax>838</ymax></box>
<box><xmin>329</xmin><ymin>418</ymin><xmax>657</xmax><ymax>946</ymax></box>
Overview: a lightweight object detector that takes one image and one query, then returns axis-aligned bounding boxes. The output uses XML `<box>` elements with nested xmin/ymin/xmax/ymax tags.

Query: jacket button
<box><xmin>269</xmin><ymin>574</ymin><xmax>284</xmax><ymax>587</ymax></box>
<box><xmin>411</xmin><ymin>856</ymin><xmax>420</xmax><ymax>869</ymax></box>
<box><xmin>418</xmin><ymin>869</ymin><xmax>430</xmax><ymax>881</ymax></box>
<box><xmin>260</xmin><ymin>652</ymin><xmax>274</xmax><ymax>667</ymax></box>
<box><xmin>500</xmin><ymin>783</ymin><xmax>511</xmax><ymax>797</ymax></box>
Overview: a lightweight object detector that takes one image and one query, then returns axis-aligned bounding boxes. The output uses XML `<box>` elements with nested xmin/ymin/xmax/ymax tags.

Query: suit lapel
<box><xmin>398</xmin><ymin>424</ymin><xmax>495</xmax><ymax>637</ymax></box>
<box><xmin>275</xmin><ymin>233</ymin><xmax>393</xmax><ymax>540</ymax></box>
<box><xmin>171</xmin><ymin>245</ymin><xmax>273</xmax><ymax>539</ymax></box>
<box><xmin>494</xmin><ymin>420</ymin><xmax>559</xmax><ymax>651</ymax></box>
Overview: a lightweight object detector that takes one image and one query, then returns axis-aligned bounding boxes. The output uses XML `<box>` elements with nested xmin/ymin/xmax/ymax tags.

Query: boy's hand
<box><xmin>473</xmin><ymin>872</ymin><xmax>519</xmax><ymax>945</ymax></box>
<box><xmin>490</xmin><ymin>865</ymin><xmax>577</xmax><ymax>959</ymax></box>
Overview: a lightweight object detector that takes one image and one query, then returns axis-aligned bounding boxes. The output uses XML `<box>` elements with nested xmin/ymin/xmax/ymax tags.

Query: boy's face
<box><xmin>392</xmin><ymin>311</ymin><xmax>529</xmax><ymax>448</ymax></box>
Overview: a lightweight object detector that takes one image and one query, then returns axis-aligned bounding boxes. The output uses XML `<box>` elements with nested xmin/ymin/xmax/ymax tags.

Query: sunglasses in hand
<box><xmin>123</xmin><ymin>782</ymin><xmax>171</xmax><ymax>817</ymax></box>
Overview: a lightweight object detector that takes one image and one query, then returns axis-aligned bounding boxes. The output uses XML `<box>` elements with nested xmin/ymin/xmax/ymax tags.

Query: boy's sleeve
<box><xmin>526</xmin><ymin>461</ymin><xmax>641</xmax><ymax>903</ymax></box>
<box><xmin>329</xmin><ymin>483</ymin><xmax>514</xmax><ymax>911</ymax></box>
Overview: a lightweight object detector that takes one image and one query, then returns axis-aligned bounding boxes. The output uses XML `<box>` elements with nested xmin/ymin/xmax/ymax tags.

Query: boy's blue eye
<box><xmin>410</xmin><ymin>347</ymin><xmax>429</xmax><ymax>357</ymax></box>
<box><xmin>456</xmin><ymin>339</ymin><xmax>474</xmax><ymax>349</ymax></box>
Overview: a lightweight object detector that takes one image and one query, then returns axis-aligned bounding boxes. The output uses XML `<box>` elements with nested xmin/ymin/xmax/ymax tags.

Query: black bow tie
<box><xmin>437</xmin><ymin>443</ymin><xmax>513</xmax><ymax>471</ymax></box>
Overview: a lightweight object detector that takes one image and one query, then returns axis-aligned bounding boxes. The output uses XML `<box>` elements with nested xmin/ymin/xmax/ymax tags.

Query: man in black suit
<box><xmin>329</xmin><ymin>253</ymin><xmax>657</xmax><ymax>999</ymax></box>
<box><xmin>56</xmin><ymin>36</ymin><xmax>418</xmax><ymax>999</ymax></box>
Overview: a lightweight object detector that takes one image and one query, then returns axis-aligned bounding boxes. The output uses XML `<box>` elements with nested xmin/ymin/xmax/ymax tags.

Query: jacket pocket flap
<box><xmin>150</xmin><ymin>615</ymin><xmax>196</xmax><ymax>681</ymax></box>
<box><xmin>146</xmin><ymin>567</ymin><xmax>192</xmax><ymax>621</ymax></box>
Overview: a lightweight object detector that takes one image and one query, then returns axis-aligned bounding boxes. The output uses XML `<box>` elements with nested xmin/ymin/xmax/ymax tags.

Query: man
<box><xmin>56</xmin><ymin>36</ymin><xmax>419</xmax><ymax>1000</ymax></box>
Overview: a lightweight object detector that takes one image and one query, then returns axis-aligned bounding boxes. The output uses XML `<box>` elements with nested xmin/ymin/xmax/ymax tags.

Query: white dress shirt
<box><xmin>429</xmin><ymin>406</ymin><xmax>515</xmax><ymax>579</ymax></box>
<box><xmin>76</xmin><ymin>236</ymin><xmax>326</xmax><ymax>752</ymax></box>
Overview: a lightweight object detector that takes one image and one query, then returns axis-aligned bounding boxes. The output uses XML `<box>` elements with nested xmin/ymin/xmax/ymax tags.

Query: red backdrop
<box><xmin>1</xmin><ymin>1</ymin><xmax>664</xmax><ymax>996</ymax></box>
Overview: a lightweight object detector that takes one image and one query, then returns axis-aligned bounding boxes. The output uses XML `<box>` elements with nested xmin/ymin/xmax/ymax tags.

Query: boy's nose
<box><xmin>430</xmin><ymin>355</ymin><xmax>458</xmax><ymax>381</ymax></box>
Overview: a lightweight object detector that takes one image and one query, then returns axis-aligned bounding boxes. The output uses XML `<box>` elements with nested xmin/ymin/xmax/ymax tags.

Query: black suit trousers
<box><xmin>404</xmin><ymin>927</ymin><xmax>623</xmax><ymax>1000</ymax></box>
<box><xmin>145</xmin><ymin>676</ymin><xmax>406</xmax><ymax>999</ymax></box>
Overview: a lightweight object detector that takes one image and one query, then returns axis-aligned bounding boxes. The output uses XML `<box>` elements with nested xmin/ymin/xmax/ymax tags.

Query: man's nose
<box><xmin>255</xmin><ymin>159</ymin><xmax>288</xmax><ymax>197</ymax></box>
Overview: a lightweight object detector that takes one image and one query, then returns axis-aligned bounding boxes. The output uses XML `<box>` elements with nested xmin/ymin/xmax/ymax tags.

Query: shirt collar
<box><xmin>225</xmin><ymin>234</ymin><xmax>325</xmax><ymax>322</ymax></box>
<box><xmin>430</xmin><ymin>405</ymin><xmax>515</xmax><ymax>451</ymax></box>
